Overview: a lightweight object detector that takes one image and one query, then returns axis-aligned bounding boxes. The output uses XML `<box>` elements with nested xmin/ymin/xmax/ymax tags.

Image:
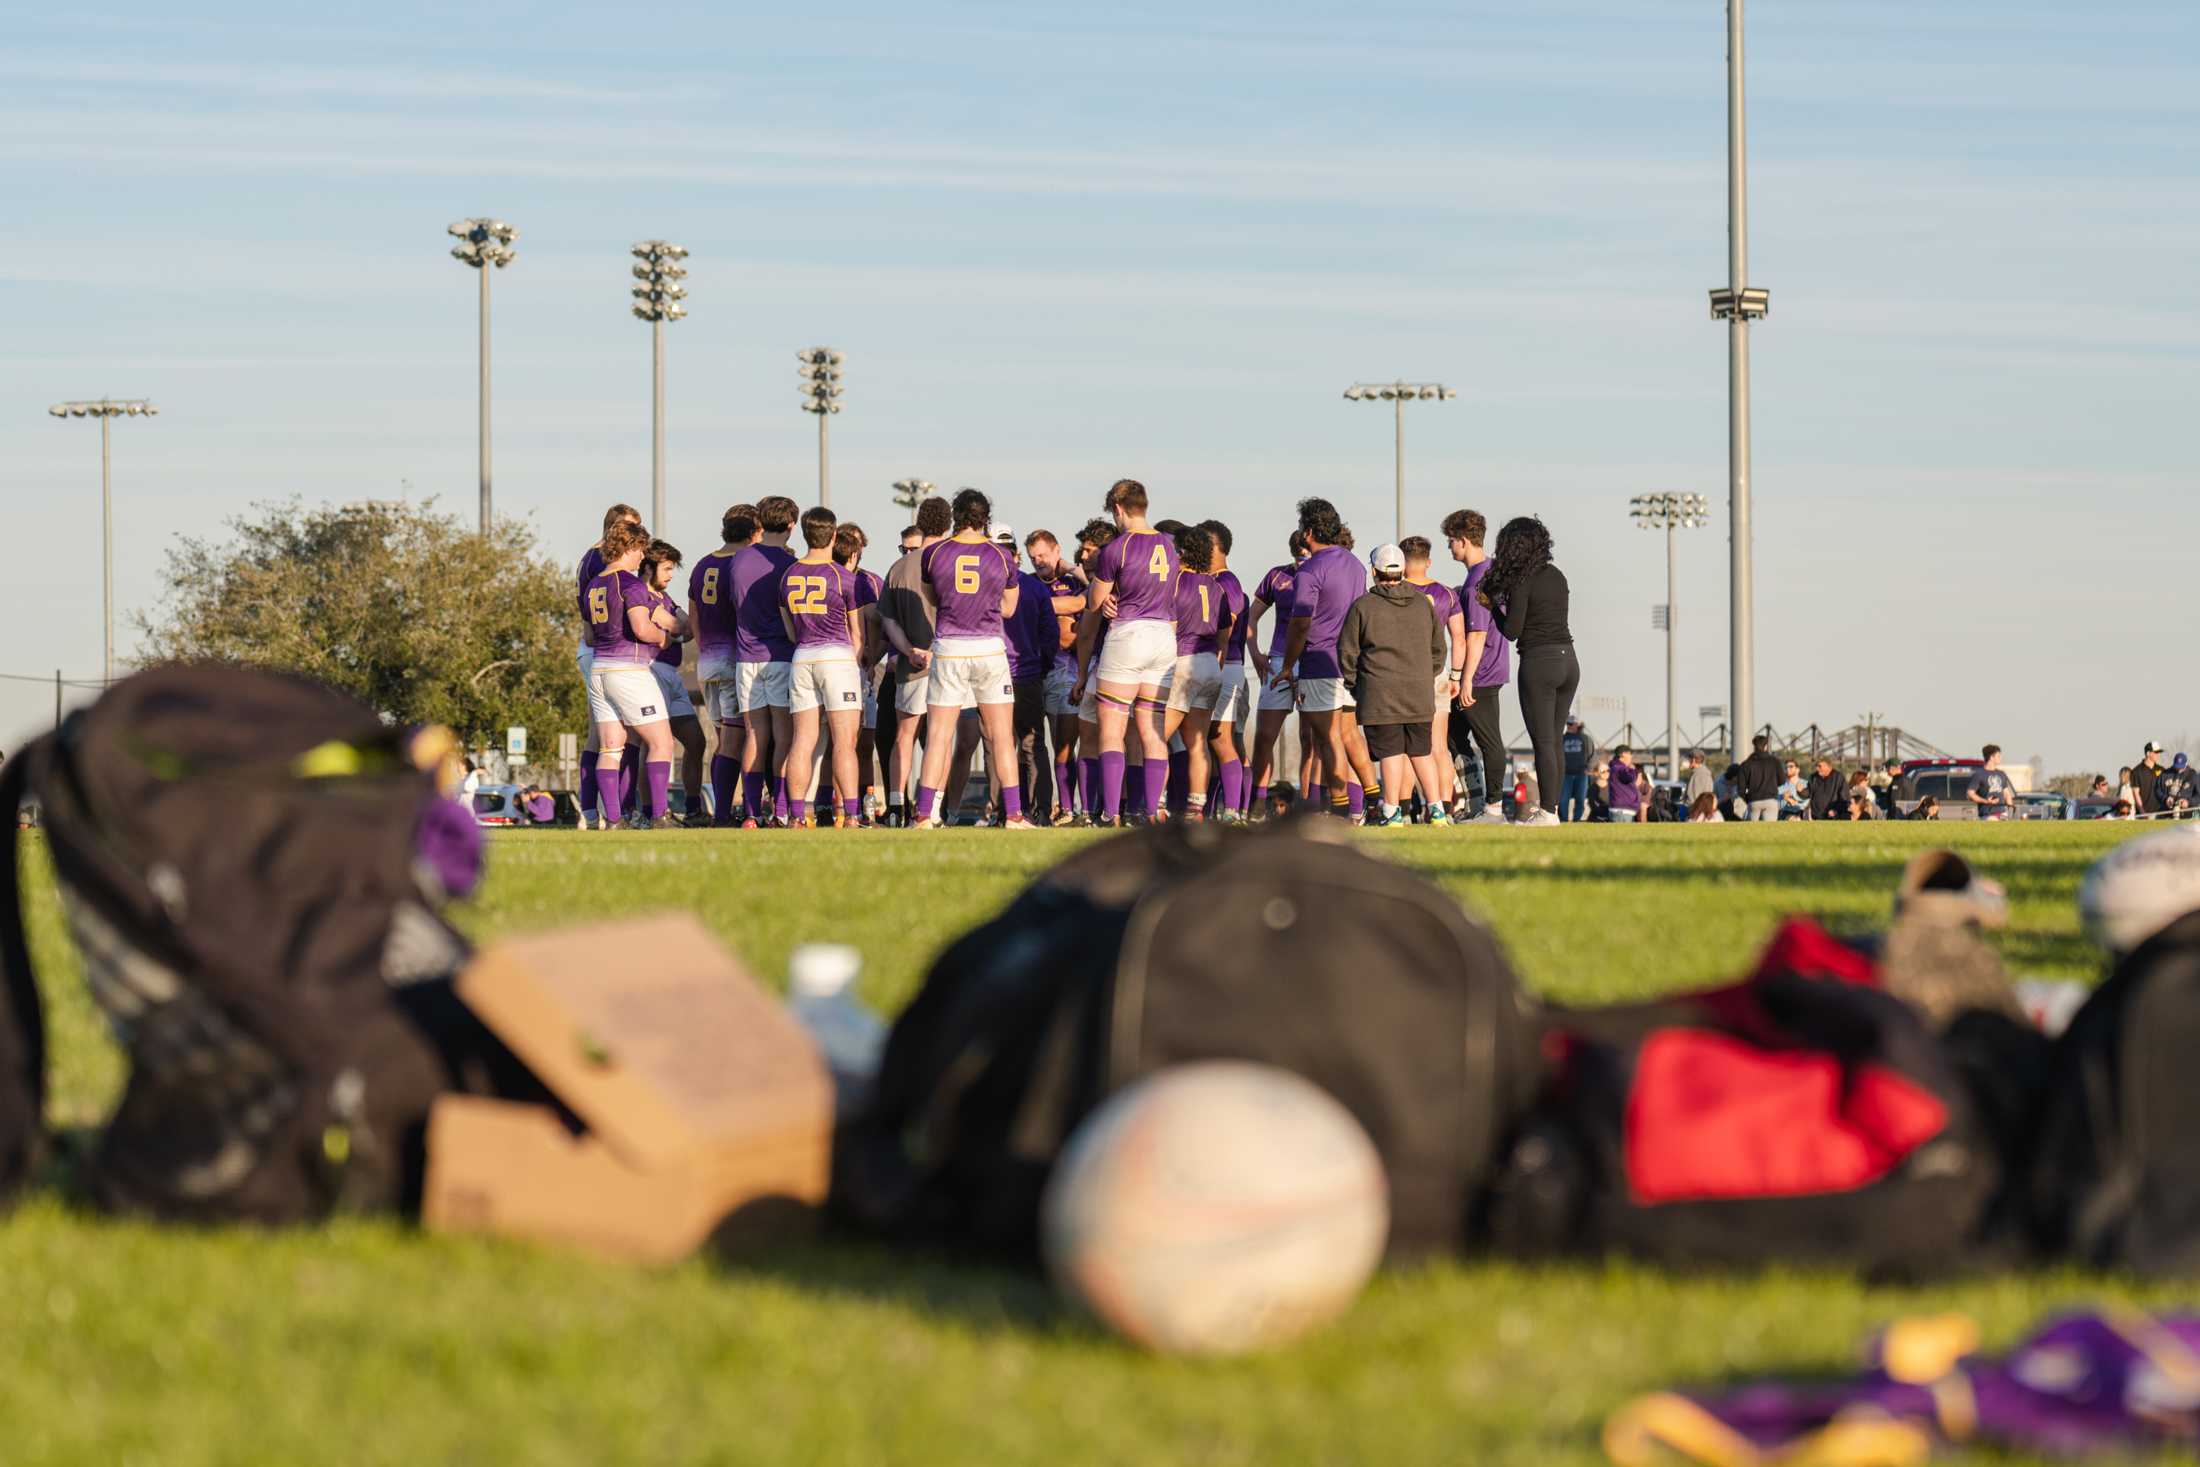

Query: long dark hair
<box><xmin>1481</xmin><ymin>516</ymin><xmax>1553</xmax><ymax>608</ymax></box>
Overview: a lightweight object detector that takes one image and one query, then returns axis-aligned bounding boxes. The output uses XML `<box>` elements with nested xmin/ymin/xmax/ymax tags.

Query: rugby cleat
<box><xmin>1378</xmin><ymin>807</ymin><xmax>1408</xmax><ymax>827</ymax></box>
<box><xmin>1428</xmin><ymin>807</ymin><xmax>1453</xmax><ymax>827</ymax></box>
<box><xmin>621</xmin><ymin>814</ymin><xmax>655</xmax><ymax>832</ymax></box>
<box><xmin>1003</xmin><ymin>816</ymin><xmax>1039</xmax><ymax>831</ymax></box>
<box><xmin>1517</xmin><ymin>808</ymin><xmax>1561</xmax><ymax>828</ymax></box>
<box><xmin>909</xmin><ymin>814</ymin><xmax>945</xmax><ymax>831</ymax></box>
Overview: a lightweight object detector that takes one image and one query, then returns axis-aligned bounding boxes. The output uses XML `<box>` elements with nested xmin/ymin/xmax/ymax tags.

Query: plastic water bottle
<box><xmin>787</xmin><ymin>944</ymin><xmax>887</xmax><ymax>1116</ymax></box>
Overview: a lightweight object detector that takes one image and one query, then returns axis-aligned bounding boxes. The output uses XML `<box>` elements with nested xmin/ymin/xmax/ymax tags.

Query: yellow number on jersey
<box><xmin>1198</xmin><ymin>583</ymin><xmax>1211</xmax><ymax>622</ymax></box>
<box><xmin>1148</xmin><ymin>543</ymin><xmax>1170</xmax><ymax>579</ymax></box>
<box><xmin>788</xmin><ymin>576</ymin><xmax>828</xmax><ymax>615</ymax></box>
<box><xmin>955</xmin><ymin>555</ymin><xmax>981</xmax><ymax>595</ymax></box>
<box><xmin>588</xmin><ymin>586</ymin><xmax>609</xmax><ymax>624</ymax></box>
<box><xmin>701</xmin><ymin>566</ymin><xmax>719</xmax><ymax>605</ymax></box>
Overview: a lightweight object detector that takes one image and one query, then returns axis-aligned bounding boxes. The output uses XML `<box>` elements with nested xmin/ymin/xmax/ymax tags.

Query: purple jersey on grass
<box><xmin>648</xmin><ymin>586</ymin><xmax>682</xmax><ymax>667</ymax></box>
<box><xmin>1006</xmin><ymin>571</ymin><xmax>1057</xmax><ymax>681</ymax></box>
<box><xmin>687</xmin><ymin>547</ymin><xmax>741</xmax><ymax>659</ymax></box>
<box><xmin>583</xmin><ymin>569</ymin><xmax>656</xmax><ymax>665</ymax></box>
<box><xmin>922</xmin><ymin>538</ymin><xmax>1017</xmax><ymax>640</ymax></box>
<box><xmin>1461</xmin><ymin>558</ymin><xmax>1511</xmax><ymax>687</ymax></box>
<box><xmin>780</xmin><ymin>558</ymin><xmax>860</xmax><ymax>654</ymax></box>
<box><xmin>1093</xmin><ymin>529</ymin><xmax>1178</xmax><ymax>624</ymax></box>
<box><xmin>1288</xmin><ymin>545</ymin><xmax>1365</xmax><ymax>681</ymax></box>
<box><xmin>1214</xmin><ymin>570</ymin><xmax>1249</xmax><ymax>664</ymax></box>
<box><xmin>729</xmin><ymin>542</ymin><xmax>798</xmax><ymax>662</ymax></box>
<box><xmin>1173</xmin><ymin>572</ymin><xmax>1220</xmax><ymax>656</ymax></box>
<box><xmin>1255</xmin><ymin>563</ymin><xmax>1298</xmax><ymax>659</ymax></box>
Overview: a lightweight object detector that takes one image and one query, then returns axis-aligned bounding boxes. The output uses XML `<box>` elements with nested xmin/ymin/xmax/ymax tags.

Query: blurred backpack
<box><xmin>1486</xmin><ymin>920</ymin><xmax>2004</xmax><ymax>1276</ymax></box>
<box><xmin>0</xmin><ymin>664</ymin><xmax>513</xmax><ymax>1222</ymax></box>
<box><xmin>834</xmin><ymin>818</ymin><xmax>1544</xmax><ymax>1260</ymax></box>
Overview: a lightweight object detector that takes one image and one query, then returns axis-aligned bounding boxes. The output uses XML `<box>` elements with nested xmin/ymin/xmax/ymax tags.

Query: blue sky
<box><xmin>3</xmin><ymin>0</ymin><xmax>2194</xmax><ymax>773</ymax></box>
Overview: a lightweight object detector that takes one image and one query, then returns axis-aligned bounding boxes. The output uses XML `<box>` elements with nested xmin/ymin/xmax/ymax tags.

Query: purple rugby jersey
<box><xmin>1043</xmin><ymin>570</ymin><xmax>1082</xmax><ymax>671</ymax></box>
<box><xmin>582</xmin><ymin>568</ymin><xmax>657</xmax><ymax>665</ymax></box>
<box><xmin>1093</xmin><ymin>529</ymin><xmax>1178</xmax><ymax>624</ymax></box>
<box><xmin>1255</xmin><ymin>562</ymin><xmax>1298</xmax><ymax>661</ymax></box>
<box><xmin>728</xmin><ymin>542</ymin><xmax>797</xmax><ymax>662</ymax></box>
<box><xmin>686</xmin><ymin>547</ymin><xmax>741</xmax><ymax>660</ymax></box>
<box><xmin>922</xmin><ymin>538</ymin><xmax>1017</xmax><ymax>640</ymax></box>
<box><xmin>1287</xmin><ymin>545</ymin><xmax>1365</xmax><ymax>681</ymax></box>
<box><xmin>648</xmin><ymin>585</ymin><xmax>683</xmax><ymax>667</ymax></box>
<box><xmin>1214</xmin><ymin>569</ymin><xmax>1249</xmax><ymax>665</ymax></box>
<box><xmin>780</xmin><ymin>558</ymin><xmax>861</xmax><ymax>655</ymax></box>
<box><xmin>1006</xmin><ymin>570</ymin><xmax>1057</xmax><ymax>681</ymax></box>
<box><xmin>1173</xmin><ymin>571</ymin><xmax>1220</xmax><ymax>656</ymax></box>
<box><xmin>1461</xmin><ymin>558</ymin><xmax>1511</xmax><ymax>688</ymax></box>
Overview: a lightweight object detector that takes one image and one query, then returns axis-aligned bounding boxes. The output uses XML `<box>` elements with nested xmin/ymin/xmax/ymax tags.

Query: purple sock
<box><xmin>593</xmin><ymin>765</ymin><xmax>623</xmax><ymax>823</ymax></box>
<box><xmin>1253</xmin><ymin>782</ymin><xmax>1268</xmax><ymax>805</ymax></box>
<box><xmin>645</xmin><ymin>761</ymin><xmax>670</xmax><ymax>819</ymax></box>
<box><xmin>1142</xmin><ymin>757</ymin><xmax>1170</xmax><ymax>816</ymax></box>
<box><xmin>768</xmin><ymin>774</ymin><xmax>787</xmax><ymax>821</ymax></box>
<box><xmin>710</xmin><ymin>755</ymin><xmax>737</xmax><ymax>824</ymax></box>
<box><xmin>789</xmin><ymin>795</ymin><xmax>807</xmax><ymax>824</ymax></box>
<box><xmin>1167</xmin><ymin>750</ymin><xmax>1190</xmax><ymax>813</ymax></box>
<box><xmin>1219</xmin><ymin>761</ymin><xmax>1244</xmax><ymax>812</ymax></box>
<box><xmin>1100</xmin><ymin>751</ymin><xmax>1127</xmax><ymax>820</ymax></box>
<box><xmin>579</xmin><ymin>750</ymin><xmax>601</xmax><ymax>816</ymax></box>
<box><xmin>1003</xmin><ymin>786</ymin><xmax>1024</xmax><ymax>821</ymax></box>
<box><xmin>1347</xmin><ymin>782</ymin><xmax>1366</xmax><ymax>818</ymax></box>
<box><xmin>741</xmin><ymin>772</ymin><xmax>765</xmax><ymax>820</ymax></box>
<box><xmin>619</xmin><ymin>747</ymin><xmax>640</xmax><ymax>813</ymax></box>
<box><xmin>844</xmin><ymin>797</ymin><xmax>862</xmax><ymax>824</ymax></box>
<box><xmin>1082</xmin><ymin>757</ymin><xmax>1101</xmax><ymax>814</ymax></box>
<box><xmin>1055</xmin><ymin>757</ymin><xmax>1076</xmax><ymax>812</ymax></box>
<box><xmin>915</xmin><ymin>786</ymin><xmax>939</xmax><ymax>821</ymax></box>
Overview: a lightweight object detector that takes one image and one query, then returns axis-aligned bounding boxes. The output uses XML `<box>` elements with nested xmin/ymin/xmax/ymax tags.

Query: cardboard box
<box><xmin>422</xmin><ymin>913</ymin><xmax>833</xmax><ymax>1263</ymax></box>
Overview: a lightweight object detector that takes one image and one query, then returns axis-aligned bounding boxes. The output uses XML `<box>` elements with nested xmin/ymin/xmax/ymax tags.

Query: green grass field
<box><xmin>5</xmin><ymin>822</ymin><xmax>2190</xmax><ymax>1466</ymax></box>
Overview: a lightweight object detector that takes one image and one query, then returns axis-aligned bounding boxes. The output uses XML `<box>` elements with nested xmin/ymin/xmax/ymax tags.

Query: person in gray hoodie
<box><xmin>1337</xmin><ymin>543</ymin><xmax>1449</xmax><ymax>826</ymax></box>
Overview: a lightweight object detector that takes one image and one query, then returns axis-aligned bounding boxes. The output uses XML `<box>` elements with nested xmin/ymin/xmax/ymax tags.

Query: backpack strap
<box><xmin>0</xmin><ymin>744</ymin><xmax>50</xmax><ymax>1198</ymax></box>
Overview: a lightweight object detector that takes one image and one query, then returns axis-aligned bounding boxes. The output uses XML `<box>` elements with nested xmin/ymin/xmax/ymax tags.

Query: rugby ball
<box><xmin>1041</xmin><ymin>1062</ymin><xmax>1388</xmax><ymax>1356</ymax></box>
<box><xmin>2080</xmin><ymin>825</ymin><xmax>2200</xmax><ymax>955</ymax></box>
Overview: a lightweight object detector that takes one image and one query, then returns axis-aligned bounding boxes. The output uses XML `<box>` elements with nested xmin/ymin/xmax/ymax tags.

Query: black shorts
<box><xmin>1364</xmin><ymin>721</ymin><xmax>1432</xmax><ymax>760</ymax></box>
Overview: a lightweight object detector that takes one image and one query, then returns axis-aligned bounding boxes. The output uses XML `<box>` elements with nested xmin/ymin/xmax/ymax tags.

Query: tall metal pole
<box><xmin>478</xmin><ymin>264</ymin><xmax>492</xmax><ymax>535</ymax></box>
<box><xmin>1726</xmin><ymin>0</ymin><xmax>1754</xmax><ymax>766</ymax></box>
<box><xmin>1394</xmin><ymin>390</ymin><xmax>1405</xmax><ymax>541</ymax></box>
<box><xmin>101</xmin><ymin>410</ymin><xmax>113</xmax><ymax>687</ymax></box>
<box><xmin>651</xmin><ymin>317</ymin><xmax>666</xmax><ymax>532</ymax></box>
<box><xmin>819</xmin><ymin>412</ymin><xmax>831</xmax><ymax>509</ymax></box>
<box><xmin>1666</xmin><ymin>518</ymin><xmax>1679</xmax><ymax>783</ymax></box>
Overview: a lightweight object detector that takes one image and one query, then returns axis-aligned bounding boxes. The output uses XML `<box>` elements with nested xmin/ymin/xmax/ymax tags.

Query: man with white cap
<box><xmin>1336</xmin><ymin>543</ymin><xmax>1449</xmax><ymax>827</ymax></box>
<box><xmin>2134</xmin><ymin>742</ymin><xmax>2168</xmax><ymax>816</ymax></box>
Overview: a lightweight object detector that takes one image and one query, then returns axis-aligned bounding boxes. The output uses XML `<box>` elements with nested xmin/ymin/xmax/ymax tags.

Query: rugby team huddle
<box><xmin>575</xmin><ymin>478</ymin><xmax>1568</xmax><ymax>830</ymax></box>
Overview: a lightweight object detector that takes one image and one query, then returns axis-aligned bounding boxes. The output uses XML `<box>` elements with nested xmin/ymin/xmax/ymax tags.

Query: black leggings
<box><xmin>1516</xmin><ymin>644</ymin><xmax>1580</xmax><ymax>813</ymax></box>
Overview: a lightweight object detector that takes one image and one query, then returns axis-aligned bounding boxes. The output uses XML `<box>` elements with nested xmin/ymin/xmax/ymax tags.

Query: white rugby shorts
<box><xmin>1257</xmin><ymin>659</ymin><xmax>1300</xmax><ymax>714</ymax></box>
<box><xmin>575</xmin><ymin>642</ymin><xmax>594</xmax><ymax>683</ymax></box>
<box><xmin>1042</xmin><ymin>662</ymin><xmax>1079</xmax><ymax>718</ymax></box>
<box><xmin>1297</xmin><ymin>676</ymin><xmax>1357</xmax><ymax>714</ymax></box>
<box><xmin>863</xmin><ymin>663</ymin><xmax>881</xmax><ymax>723</ymax></box>
<box><xmin>1211</xmin><ymin>661</ymin><xmax>1252</xmax><ymax>725</ymax></box>
<box><xmin>929</xmin><ymin>636</ymin><xmax>1014</xmax><ymax>708</ymax></box>
<box><xmin>697</xmin><ymin>652</ymin><xmax>741</xmax><ymax>726</ymax></box>
<box><xmin>588</xmin><ymin>661</ymin><xmax>668</xmax><ymax>727</ymax></box>
<box><xmin>734</xmin><ymin>659</ymin><xmax>792</xmax><ymax>713</ymax></box>
<box><xmin>1095</xmin><ymin>618</ymin><xmax>1175</xmax><ymax>688</ymax></box>
<box><xmin>649</xmin><ymin>661</ymin><xmax>697</xmax><ymax>720</ymax></box>
<box><xmin>789</xmin><ymin>655</ymin><xmax>864</xmax><ymax>715</ymax></box>
<box><xmin>1163</xmin><ymin>652</ymin><xmax>1224</xmax><ymax>716</ymax></box>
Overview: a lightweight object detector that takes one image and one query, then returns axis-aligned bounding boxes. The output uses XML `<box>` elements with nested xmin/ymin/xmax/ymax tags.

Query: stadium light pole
<box><xmin>447</xmin><ymin>218</ymin><xmax>518</xmax><ymax>534</ymax></box>
<box><xmin>1631</xmin><ymin>493</ymin><xmax>1710</xmax><ymax>782</ymax></box>
<box><xmin>798</xmin><ymin>348</ymin><xmax>845</xmax><ymax>508</ymax></box>
<box><xmin>891</xmin><ymin>477</ymin><xmax>935</xmax><ymax>515</ymax></box>
<box><xmin>630</xmin><ymin>241</ymin><xmax>690</xmax><ymax>532</ymax></box>
<box><xmin>1343</xmin><ymin>382</ymin><xmax>1457</xmax><ymax>540</ymax></box>
<box><xmin>1708</xmin><ymin>0</ymin><xmax>1769</xmax><ymax>766</ymax></box>
<box><xmin>48</xmin><ymin>398</ymin><xmax>158</xmax><ymax>689</ymax></box>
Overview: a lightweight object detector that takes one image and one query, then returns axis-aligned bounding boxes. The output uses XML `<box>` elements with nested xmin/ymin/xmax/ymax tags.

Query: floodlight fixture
<box><xmin>445</xmin><ymin>216</ymin><xmax>518</xmax><ymax>533</ymax></box>
<box><xmin>48</xmin><ymin>397</ymin><xmax>158</xmax><ymax>689</ymax></box>
<box><xmin>1631</xmin><ymin>491</ymin><xmax>1712</xmax><ymax>781</ymax></box>
<box><xmin>1342</xmin><ymin>380</ymin><xmax>1458</xmax><ymax>539</ymax></box>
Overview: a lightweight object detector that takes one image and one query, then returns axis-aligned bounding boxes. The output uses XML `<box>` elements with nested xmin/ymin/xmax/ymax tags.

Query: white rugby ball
<box><xmin>1041</xmin><ymin>1061</ymin><xmax>1389</xmax><ymax>1356</ymax></box>
<box><xmin>2081</xmin><ymin>824</ymin><xmax>2200</xmax><ymax>955</ymax></box>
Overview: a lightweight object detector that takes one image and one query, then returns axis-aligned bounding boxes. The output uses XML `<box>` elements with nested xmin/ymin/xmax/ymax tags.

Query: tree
<box><xmin>137</xmin><ymin>499</ymin><xmax>586</xmax><ymax>746</ymax></box>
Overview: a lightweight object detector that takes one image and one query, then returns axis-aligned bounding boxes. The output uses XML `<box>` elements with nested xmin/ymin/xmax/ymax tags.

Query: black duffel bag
<box><xmin>834</xmin><ymin>817</ymin><xmax>1544</xmax><ymax>1260</ymax></box>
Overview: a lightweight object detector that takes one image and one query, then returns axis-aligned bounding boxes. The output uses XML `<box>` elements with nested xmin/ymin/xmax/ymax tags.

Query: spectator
<box><xmin>1778</xmin><ymin>760</ymin><xmax>1809</xmax><ymax>819</ymax></box>
<box><xmin>1683</xmin><ymin>750</ymin><xmax>1716</xmax><ymax>812</ymax></box>
<box><xmin>1965</xmin><ymin>744</ymin><xmax>2016</xmax><ymax>820</ymax></box>
<box><xmin>1687</xmin><ymin>791</ymin><xmax>1724</xmax><ymax>823</ymax></box>
<box><xmin>1588</xmin><ymin>759</ymin><xmax>1612</xmax><ymax>822</ymax></box>
<box><xmin>1806</xmin><ymin>758</ymin><xmax>1847</xmax><ymax>820</ymax></box>
<box><xmin>1910</xmin><ymin>795</ymin><xmax>1941</xmax><ymax>821</ymax></box>
<box><xmin>1608</xmin><ymin>745</ymin><xmax>1643</xmax><ymax>823</ymax></box>
<box><xmin>1336</xmin><ymin>543</ymin><xmax>1449</xmax><ymax>826</ymax></box>
<box><xmin>1847</xmin><ymin>770</ymin><xmax>1883</xmax><ymax>820</ymax></box>
<box><xmin>2159</xmin><ymin>754</ymin><xmax>2198</xmax><ymax>817</ymax></box>
<box><xmin>2089</xmin><ymin>776</ymin><xmax>2112</xmax><ymax>800</ymax></box>
<box><xmin>2111</xmin><ymin>799</ymin><xmax>2135</xmax><ymax>821</ymax></box>
<box><xmin>1876</xmin><ymin>759</ymin><xmax>1905</xmax><ymax>818</ymax></box>
<box><xmin>1735</xmin><ymin>735</ymin><xmax>1783</xmax><ymax>822</ymax></box>
<box><xmin>1477</xmin><ymin>516</ymin><xmax>1575</xmax><ymax>828</ymax></box>
<box><xmin>2134</xmin><ymin>742</ymin><xmax>2167</xmax><ymax>815</ymax></box>
<box><xmin>2118</xmin><ymin>766</ymin><xmax>2139</xmax><ymax>810</ymax></box>
<box><xmin>1559</xmin><ymin>715</ymin><xmax>1594</xmax><ymax>823</ymax></box>
<box><xmin>1442</xmin><ymin>508</ymin><xmax>1511</xmax><ymax>822</ymax></box>
<box><xmin>460</xmin><ymin>759</ymin><xmax>482</xmax><ymax>797</ymax></box>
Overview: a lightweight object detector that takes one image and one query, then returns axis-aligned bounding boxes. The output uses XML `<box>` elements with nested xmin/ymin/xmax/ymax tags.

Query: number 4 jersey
<box><xmin>1094</xmin><ymin>529</ymin><xmax>1179</xmax><ymax>625</ymax></box>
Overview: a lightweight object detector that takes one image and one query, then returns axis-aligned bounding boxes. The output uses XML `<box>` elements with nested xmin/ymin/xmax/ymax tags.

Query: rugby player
<box><xmin>689</xmin><ymin>504</ymin><xmax>756</xmax><ymax>826</ymax></box>
<box><xmin>1243</xmin><ymin>529</ymin><xmax>1307</xmax><ymax>814</ymax></box>
<box><xmin>1443</xmin><ymin>507</ymin><xmax>1511</xmax><ymax>823</ymax></box>
<box><xmin>911</xmin><ymin>488</ymin><xmax>1033</xmax><ymax>830</ymax></box>
<box><xmin>1067</xmin><ymin>518</ymin><xmax>1117</xmax><ymax>825</ymax></box>
<box><xmin>880</xmin><ymin>498</ymin><xmax>951</xmax><ymax>826</ymax></box>
<box><xmin>728</xmin><ymin>496</ymin><xmax>800</xmax><ymax>827</ymax></box>
<box><xmin>581</xmin><ymin>522</ymin><xmax>679</xmax><ymax>829</ymax></box>
<box><xmin>1159</xmin><ymin>523</ymin><xmax>1228</xmax><ymax>822</ymax></box>
<box><xmin>1279</xmin><ymin>497</ymin><xmax>1383</xmax><ymax>821</ymax></box>
<box><xmin>1027</xmin><ymin>529</ymin><xmax>1089</xmax><ymax>825</ymax></box>
<box><xmin>577</xmin><ymin>503</ymin><xmax>642</xmax><ymax>829</ymax></box>
<box><xmin>777</xmin><ymin>506</ymin><xmax>866</xmax><ymax>830</ymax></box>
<box><xmin>1198</xmin><ymin>518</ymin><xmax>1251</xmax><ymax>822</ymax></box>
<box><xmin>1400</xmin><ymin>535</ymin><xmax>1468</xmax><ymax>816</ymax></box>
<box><xmin>1074</xmin><ymin>480</ymin><xmax>1177</xmax><ymax>826</ymax></box>
<box><xmin>639</xmin><ymin>538</ymin><xmax>708</xmax><ymax>823</ymax></box>
<box><xmin>834</xmin><ymin>523</ymin><xmax>884</xmax><ymax>824</ymax></box>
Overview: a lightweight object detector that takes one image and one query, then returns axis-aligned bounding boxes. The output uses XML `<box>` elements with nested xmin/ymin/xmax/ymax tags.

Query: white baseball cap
<box><xmin>1370</xmin><ymin>543</ymin><xmax>1406</xmax><ymax>574</ymax></box>
<box><xmin>994</xmin><ymin>525</ymin><xmax>1016</xmax><ymax>546</ymax></box>
<box><xmin>2080</xmin><ymin>825</ymin><xmax>2200</xmax><ymax>954</ymax></box>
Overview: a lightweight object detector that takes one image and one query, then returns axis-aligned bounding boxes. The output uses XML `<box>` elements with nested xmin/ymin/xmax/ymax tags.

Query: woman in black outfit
<box><xmin>1476</xmin><ymin>517</ymin><xmax>1577</xmax><ymax>825</ymax></box>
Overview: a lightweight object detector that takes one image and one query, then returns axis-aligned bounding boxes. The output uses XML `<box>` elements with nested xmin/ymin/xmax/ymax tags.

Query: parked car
<box><xmin>1893</xmin><ymin>758</ymin><xmax>1985</xmax><ymax>820</ymax></box>
<box><xmin>470</xmin><ymin>783</ymin><xmax>556</xmax><ymax>827</ymax></box>
<box><xmin>2012</xmin><ymin>791</ymin><xmax>2075</xmax><ymax>820</ymax></box>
